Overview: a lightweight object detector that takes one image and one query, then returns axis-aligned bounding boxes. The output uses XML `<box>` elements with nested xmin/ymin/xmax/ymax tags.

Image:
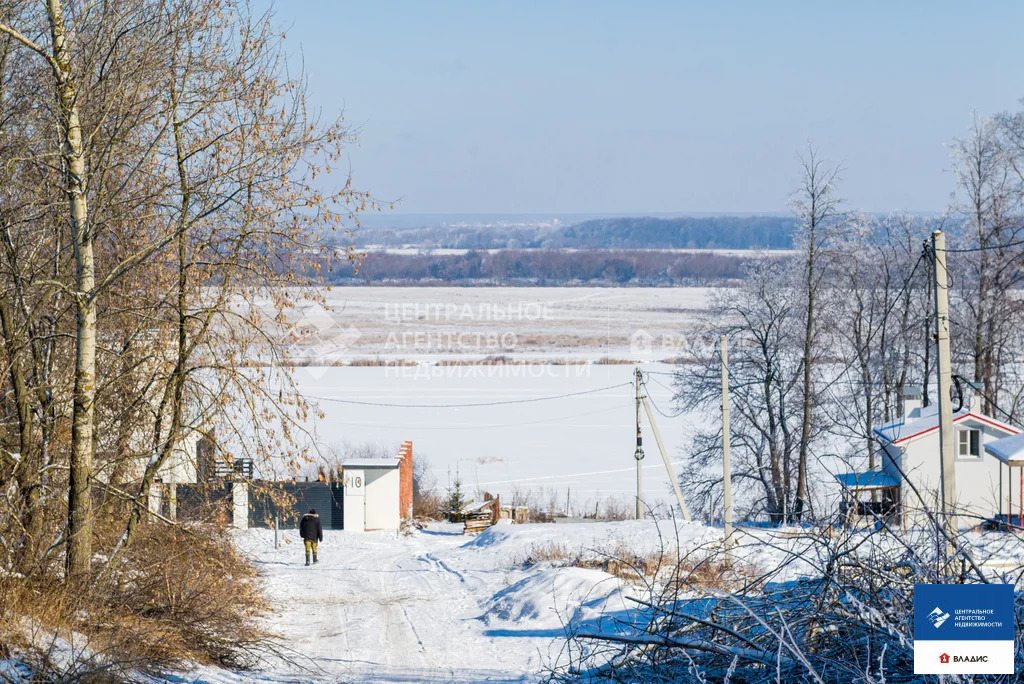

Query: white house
<box><xmin>836</xmin><ymin>388</ymin><xmax>1020</xmax><ymax>529</ymax></box>
<box><xmin>982</xmin><ymin>432</ymin><xmax>1024</xmax><ymax>527</ymax></box>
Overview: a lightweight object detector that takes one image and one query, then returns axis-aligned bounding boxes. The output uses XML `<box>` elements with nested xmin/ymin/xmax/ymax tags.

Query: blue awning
<box><xmin>834</xmin><ymin>471</ymin><xmax>900</xmax><ymax>490</ymax></box>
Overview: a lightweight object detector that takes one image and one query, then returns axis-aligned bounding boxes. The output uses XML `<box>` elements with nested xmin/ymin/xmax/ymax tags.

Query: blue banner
<box><xmin>914</xmin><ymin>584</ymin><xmax>1014</xmax><ymax>642</ymax></box>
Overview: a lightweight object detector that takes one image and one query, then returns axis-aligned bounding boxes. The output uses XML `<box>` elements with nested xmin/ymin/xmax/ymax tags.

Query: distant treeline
<box><xmin>557</xmin><ymin>216</ymin><xmax>795</xmax><ymax>249</ymax></box>
<box><xmin>354</xmin><ymin>215</ymin><xmax>796</xmax><ymax>251</ymax></box>
<box><xmin>316</xmin><ymin>249</ymin><xmax>758</xmax><ymax>286</ymax></box>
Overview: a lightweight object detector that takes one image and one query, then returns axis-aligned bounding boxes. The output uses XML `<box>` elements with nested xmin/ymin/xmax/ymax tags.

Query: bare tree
<box><xmin>0</xmin><ymin>0</ymin><xmax>370</xmax><ymax>580</ymax></box>
<box><xmin>949</xmin><ymin>114</ymin><xmax>1024</xmax><ymax>416</ymax></box>
<box><xmin>675</xmin><ymin>257</ymin><xmax>807</xmax><ymax>524</ymax></box>
<box><xmin>789</xmin><ymin>146</ymin><xmax>844</xmax><ymax>521</ymax></box>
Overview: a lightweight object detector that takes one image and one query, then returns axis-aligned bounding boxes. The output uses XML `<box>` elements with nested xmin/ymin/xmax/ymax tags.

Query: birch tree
<box><xmin>790</xmin><ymin>147</ymin><xmax>843</xmax><ymax>520</ymax></box>
<box><xmin>0</xmin><ymin>0</ymin><xmax>101</xmax><ymax>576</ymax></box>
<box><xmin>0</xmin><ymin>0</ymin><xmax>369</xmax><ymax>577</ymax></box>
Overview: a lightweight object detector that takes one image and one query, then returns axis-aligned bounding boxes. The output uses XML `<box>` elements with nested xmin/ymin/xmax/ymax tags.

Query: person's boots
<box><xmin>313</xmin><ymin>551</ymin><xmax>318</xmax><ymax>564</ymax></box>
<box><xmin>305</xmin><ymin>553</ymin><xmax>311</xmax><ymax>566</ymax></box>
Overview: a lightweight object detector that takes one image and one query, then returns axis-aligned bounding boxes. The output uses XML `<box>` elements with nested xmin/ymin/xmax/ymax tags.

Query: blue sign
<box><xmin>914</xmin><ymin>584</ymin><xmax>1014</xmax><ymax>641</ymax></box>
<box><xmin>913</xmin><ymin>583</ymin><xmax>1015</xmax><ymax>675</ymax></box>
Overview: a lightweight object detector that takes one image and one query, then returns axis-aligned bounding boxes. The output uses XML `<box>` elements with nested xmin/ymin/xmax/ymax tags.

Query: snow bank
<box><xmin>484</xmin><ymin>567</ymin><xmax>634</xmax><ymax>632</ymax></box>
<box><xmin>460</xmin><ymin>519</ymin><xmax>723</xmax><ymax>570</ymax></box>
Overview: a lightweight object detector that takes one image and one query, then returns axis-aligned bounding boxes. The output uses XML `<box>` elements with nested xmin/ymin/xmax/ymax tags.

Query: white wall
<box><xmin>157</xmin><ymin>429</ymin><xmax>200</xmax><ymax>484</ymax></box>
<box><xmin>887</xmin><ymin>420</ymin><xmax>1008</xmax><ymax>528</ymax></box>
<box><xmin>364</xmin><ymin>467</ymin><xmax>400</xmax><ymax>531</ymax></box>
<box><xmin>232</xmin><ymin>481</ymin><xmax>249</xmax><ymax>530</ymax></box>
<box><xmin>344</xmin><ymin>468</ymin><xmax>366</xmax><ymax>532</ymax></box>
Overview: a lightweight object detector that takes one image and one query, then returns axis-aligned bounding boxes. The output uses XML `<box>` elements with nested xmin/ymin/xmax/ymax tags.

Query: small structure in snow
<box><xmin>498</xmin><ymin>505</ymin><xmax>529</xmax><ymax>524</ymax></box>
<box><xmin>460</xmin><ymin>496</ymin><xmax>500</xmax><ymax>534</ymax></box>
<box><xmin>982</xmin><ymin>432</ymin><xmax>1024</xmax><ymax>527</ymax></box>
<box><xmin>836</xmin><ymin>387</ymin><xmax>1021</xmax><ymax>529</ymax></box>
<box><xmin>340</xmin><ymin>440</ymin><xmax>415</xmax><ymax>532</ymax></box>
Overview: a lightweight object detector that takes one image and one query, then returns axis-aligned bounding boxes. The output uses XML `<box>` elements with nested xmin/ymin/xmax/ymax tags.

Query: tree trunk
<box><xmin>45</xmin><ymin>0</ymin><xmax>96</xmax><ymax>578</ymax></box>
<box><xmin>795</xmin><ymin>227</ymin><xmax>814</xmax><ymax>521</ymax></box>
<box><xmin>0</xmin><ymin>300</ymin><xmax>42</xmax><ymax>571</ymax></box>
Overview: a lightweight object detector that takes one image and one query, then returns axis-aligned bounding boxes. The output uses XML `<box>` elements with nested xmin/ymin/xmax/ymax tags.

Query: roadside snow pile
<box><xmin>461</xmin><ymin>518</ymin><xmax>722</xmax><ymax>569</ymax></box>
<box><xmin>484</xmin><ymin>567</ymin><xmax>636</xmax><ymax>632</ymax></box>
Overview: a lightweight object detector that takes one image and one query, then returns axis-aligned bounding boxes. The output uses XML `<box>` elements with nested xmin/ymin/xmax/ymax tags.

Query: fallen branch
<box><xmin>576</xmin><ymin>630</ymin><xmax>779</xmax><ymax>666</ymax></box>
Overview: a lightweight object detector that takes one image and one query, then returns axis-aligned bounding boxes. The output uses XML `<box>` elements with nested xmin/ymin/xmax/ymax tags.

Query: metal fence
<box><xmin>248</xmin><ymin>481</ymin><xmax>345</xmax><ymax>530</ymax></box>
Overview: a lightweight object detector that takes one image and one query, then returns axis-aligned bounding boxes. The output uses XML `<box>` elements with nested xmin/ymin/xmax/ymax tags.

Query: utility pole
<box><xmin>721</xmin><ymin>337</ymin><xmax>734</xmax><ymax>559</ymax></box>
<box><xmin>639</xmin><ymin>394</ymin><xmax>691</xmax><ymax>521</ymax></box>
<box><xmin>634</xmin><ymin>367</ymin><xmax>644</xmax><ymax>520</ymax></box>
<box><xmin>932</xmin><ymin>230</ymin><xmax>958</xmax><ymax>562</ymax></box>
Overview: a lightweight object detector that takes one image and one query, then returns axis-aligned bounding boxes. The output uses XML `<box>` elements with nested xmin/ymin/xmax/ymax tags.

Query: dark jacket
<box><xmin>299</xmin><ymin>513</ymin><xmax>323</xmax><ymax>542</ymax></box>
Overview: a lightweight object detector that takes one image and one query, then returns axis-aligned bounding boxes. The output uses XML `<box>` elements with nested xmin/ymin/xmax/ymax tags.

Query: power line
<box><xmin>641</xmin><ymin>375</ymin><xmax>686</xmax><ymax>418</ymax></box>
<box><xmin>814</xmin><ymin>251</ymin><xmax>927</xmax><ymax>398</ymax></box>
<box><xmin>935</xmin><ymin>237</ymin><xmax>1024</xmax><ymax>253</ymax></box>
<box><xmin>302</xmin><ymin>381</ymin><xmax>633</xmax><ymax>409</ymax></box>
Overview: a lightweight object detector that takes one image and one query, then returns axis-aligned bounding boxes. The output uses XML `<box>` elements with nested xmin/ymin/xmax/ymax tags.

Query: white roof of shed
<box><xmin>874</xmin><ymin>404</ymin><xmax>1018</xmax><ymax>445</ymax></box>
<box><xmin>984</xmin><ymin>433</ymin><xmax>1024</xmax><ymax>465</ymax></box>
<box><xmin>341</xmin><ymin>458</ymin><xmax>401</xmax><ymax>468</ymax></box>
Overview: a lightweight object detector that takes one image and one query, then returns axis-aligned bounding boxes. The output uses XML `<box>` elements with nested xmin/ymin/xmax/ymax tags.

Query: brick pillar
<box><xmin>398</xmin><ymin>440</ymin><xmax>413</xmax><ymax>519</ymax></box>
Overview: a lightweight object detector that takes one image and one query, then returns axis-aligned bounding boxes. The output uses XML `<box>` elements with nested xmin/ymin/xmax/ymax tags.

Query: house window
<box><xmin>957</xmin><ymin>428</ymin><xmax>981</xmax><ymax>459</ymax></box>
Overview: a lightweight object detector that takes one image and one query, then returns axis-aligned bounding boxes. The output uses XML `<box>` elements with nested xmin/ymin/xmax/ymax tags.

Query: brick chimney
<box><xmin>398</xmin><ymin>440</ymin><xmax>413</xmax><ymax>519</ymax></box>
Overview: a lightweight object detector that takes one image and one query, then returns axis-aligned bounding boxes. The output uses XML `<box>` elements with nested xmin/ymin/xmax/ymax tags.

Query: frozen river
<box><xmin>282</xmin><ymin>363</ymin><xmax>701</xmax><ymax>514</ymax></box>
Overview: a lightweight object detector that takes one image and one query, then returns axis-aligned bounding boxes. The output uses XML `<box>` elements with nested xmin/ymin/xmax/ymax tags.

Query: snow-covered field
<box><xmin>277</xmin><ymin>286</ymin><xmax>725</xmax><ymax>364</ymax></box>
<box><xmin>265</xmin><ymin>363</ymin><xmax>709</xmax><ymax>512</ymax></box>
<box><xmin>236</xmin><ymin>286</ymin><xmax>736</xmax><ymax>511</ymax></box>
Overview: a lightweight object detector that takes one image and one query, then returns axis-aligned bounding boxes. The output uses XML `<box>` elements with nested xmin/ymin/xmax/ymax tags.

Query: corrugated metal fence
<box><xmin>178</xmin><ymin>481</ymin><xmax>345</xmax><ymax>530</ymax></box>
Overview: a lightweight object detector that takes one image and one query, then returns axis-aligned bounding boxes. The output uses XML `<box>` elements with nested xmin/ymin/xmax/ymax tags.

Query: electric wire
<box><xmin>640</xmin><ymin>376</ymin><xmax>686</xmax><ymax>418</ymax></box>
<box><xmin>301</xmin><ymin>381</ymin><xmax>633</xmax><ymax>409</ymax></box>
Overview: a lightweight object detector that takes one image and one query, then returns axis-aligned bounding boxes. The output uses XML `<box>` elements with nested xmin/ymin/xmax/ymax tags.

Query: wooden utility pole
<box><xmin>721</xmin><ymin>337</ymin><xmax>734</xmax><ymax>558</ymax></box>
<box><xmin>932</xmin><ymin>230</ymin><xmax>958</xmax><ymax>559</ymax></box>
<box><xmin>634</xmin><ymin>367</ymin><xmax>644</xmax><ymax>520</ymax></box>
<box><xmin>640</xmin><ymin>394</ymin><xmax>691</xmax><ymax>521</ymax></box>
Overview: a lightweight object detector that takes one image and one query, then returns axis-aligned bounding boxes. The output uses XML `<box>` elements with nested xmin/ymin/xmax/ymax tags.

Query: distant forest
<box><xmin>309</xmin><ymin>215</ymin><xmax>799</xmax><ymax>285</ymax></box>
<box><xmin>316</xmin><ymin>249</ymin><xmax>756</xmax><ymax>286</ymax></box>
<box><xmin>353</xmin><ymin>215</ymin><xmax>796</xmax><ymax>251</ymax></box>
<box><xmin>556</xmin><ymin>216</ymin><xmax>795</xmax><ymax>249</ymax></box>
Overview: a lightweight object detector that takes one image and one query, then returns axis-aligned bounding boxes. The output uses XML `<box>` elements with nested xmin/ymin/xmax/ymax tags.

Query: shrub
<box><xmin>0</xmin><ymin>522</ymin><xmax>272</xmax><ymax>679</ymax></box>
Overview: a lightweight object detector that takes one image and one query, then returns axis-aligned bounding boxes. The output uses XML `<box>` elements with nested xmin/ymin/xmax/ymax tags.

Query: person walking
<box><xmin>299</xmin><ymin>508</ymin><xmax>323</xmax><ymax>566</ymax></box>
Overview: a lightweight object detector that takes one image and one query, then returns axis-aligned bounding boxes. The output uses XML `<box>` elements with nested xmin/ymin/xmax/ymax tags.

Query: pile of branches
<box><xmin>551</xmin><ymin>523</ymin><xmax>1024</xmax><ymax>682</ymax></box>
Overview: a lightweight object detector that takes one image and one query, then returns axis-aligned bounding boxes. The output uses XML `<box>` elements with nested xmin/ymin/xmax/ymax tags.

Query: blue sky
<box><xmin>271</xmin><ymin>1</ymin><xmax>1024</xmax><ymax>215</ymax></box>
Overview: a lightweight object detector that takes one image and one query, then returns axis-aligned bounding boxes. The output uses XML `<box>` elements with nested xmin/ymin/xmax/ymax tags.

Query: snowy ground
<box><xmin>268</xmin><ymin>286</ymin><xmax>727</xmax><ymax>364</ymax></box>
<box><xmin>165</xmin><ymin>521</ymin><xmax>1024</xmax><ymax>683</ymax></box>
<box><xmin>271</xmin><ymin>363</ymin><xmax>703</xmax><ymax>513</ymax></box>
<box><xmin>172</xmin><ymin>520</ymin><xmax>815</xmax><ymax>683</ymax></box>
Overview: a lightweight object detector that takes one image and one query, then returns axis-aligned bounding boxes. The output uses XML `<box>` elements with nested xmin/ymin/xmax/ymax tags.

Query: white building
<box><xmin>340</xmin><ymin>458</ymin><xmax>402</xmax><ymax>532</ymax></box>
<box><xmin>837</xmin><ymin>388</ymin><xmax>1021</xmax><ymax>529</ymax></box>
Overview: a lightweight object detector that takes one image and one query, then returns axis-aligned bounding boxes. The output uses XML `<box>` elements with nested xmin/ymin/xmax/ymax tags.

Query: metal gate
<box><xmin>248</xmin><ymin>482</ymin><xmax>344</xmax><ymax>530</ymax></box>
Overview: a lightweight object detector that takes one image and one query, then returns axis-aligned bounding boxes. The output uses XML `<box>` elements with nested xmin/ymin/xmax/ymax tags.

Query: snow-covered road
<box><xmin>172</xmin><ymin>519</ymin><xmax>847</xmax><ymax>683</ymax></box>
<box><xmin>181</xmin><ymin>524</ymin><xmax>580</xmax><ymax>683</ymax></box>
<box><xmin>255</xmin><ymin>527</ymin><xmax>533</xmax><ymax>683</ymax></box>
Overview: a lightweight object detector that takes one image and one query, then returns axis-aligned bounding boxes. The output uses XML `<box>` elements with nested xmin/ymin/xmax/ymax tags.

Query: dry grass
<box><xmin>435</xmin><ymin>356</ymin><xmax>589</xmax><ymax>367</ymax></box>
<box><xmin>0</xmin><ymin>522</ymin><xmax>273</xmax><ymax>679</ymax></box>
<box><xmin>347</xmin><ymin>358</ymin><xmax>419</xmax><ymax>367</ymax></box>
<box><xmin>513</xmin><ymin>540</ymin><xmax>758</xmax><ymax>590</ymax></box>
